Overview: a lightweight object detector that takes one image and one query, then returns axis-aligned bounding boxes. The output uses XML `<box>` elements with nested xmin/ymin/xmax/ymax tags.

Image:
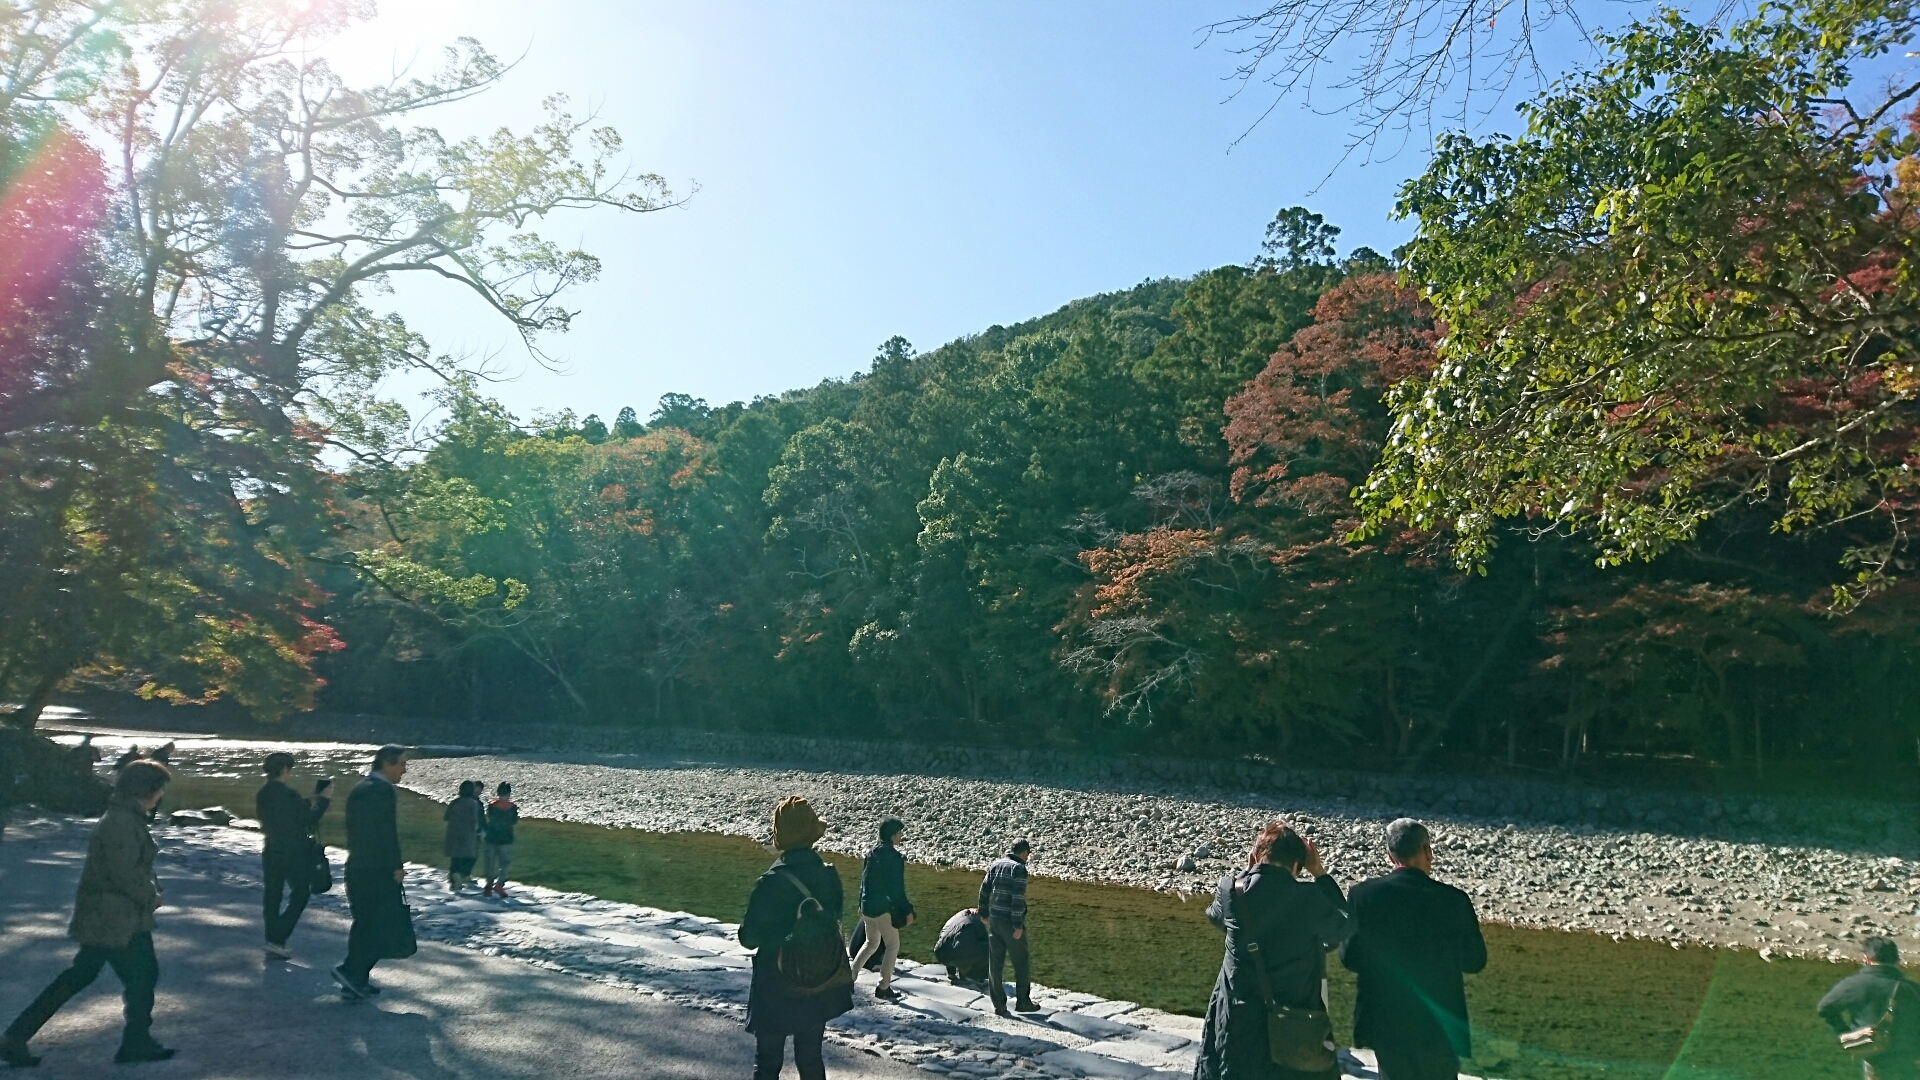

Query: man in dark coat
<box><xmin>934</xmin><ymin>908</ymin><xmax>990</xmax><ymax>984</ymax></box>
<box><xmin>256</xmin><ymin>751</ymin><xmax>330</xmax><ymax>959</ymax></box>
<box><xmin>1340</xmin><ymin>818</ymin><xmax>1486</xmax><ymax>1080</ymax></box>
<box><xmin>2</xmin><ymin>760</ymin><xmax>175</xmax><ymax>1067</ymax></box>
<box><xmin>333</xmin><ymin>745</ymin><xmax>413</xmax><ymax>998</ymax></box>
<box><xmin>1819</xmin><ymin>937</ymin><xmax>1920</xmax><ymax>1080</ymax></box>
<box><xmin>1196</xmin><ymin>822</ymin><xmax>1352</xmax><ymax>1080</ymax></box>
<box><xmin>738</xmin><ymin>796</ymin><xmax>851</xmax><ymax>1080</ymax></box>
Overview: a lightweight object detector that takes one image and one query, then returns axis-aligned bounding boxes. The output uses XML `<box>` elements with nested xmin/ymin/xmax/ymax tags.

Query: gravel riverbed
<box><xmin>400</xmin><ymin>754</ymin><xmax>1920</xmax><ymax>963</ymax></box>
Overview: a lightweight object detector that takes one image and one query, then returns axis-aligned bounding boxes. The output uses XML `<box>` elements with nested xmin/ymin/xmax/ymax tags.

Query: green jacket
<box><xmin>70</xmin><ymin>798</ymin><xmax>160</xmax><ymax>948</ymax></box>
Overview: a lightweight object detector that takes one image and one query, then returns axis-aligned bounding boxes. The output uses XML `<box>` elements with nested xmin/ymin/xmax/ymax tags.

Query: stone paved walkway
<box><xmin>138</xmin><ymin>815</ymin><xmax>1484</xmax><ymax>1080</ymax></box>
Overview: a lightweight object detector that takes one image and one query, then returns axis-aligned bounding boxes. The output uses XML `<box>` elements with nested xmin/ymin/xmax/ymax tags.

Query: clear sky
<box><xmin>321</xmin><ymin>1</ymin><xmax>1602</xmax><ymax>425</ymax></box>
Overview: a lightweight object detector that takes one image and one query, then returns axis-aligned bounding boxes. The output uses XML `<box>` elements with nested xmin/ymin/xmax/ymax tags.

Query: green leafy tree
<box><xmin>1362</xmin><ymin>0</ymin><xmax>1920</xmax><ymax>604</ymax></box>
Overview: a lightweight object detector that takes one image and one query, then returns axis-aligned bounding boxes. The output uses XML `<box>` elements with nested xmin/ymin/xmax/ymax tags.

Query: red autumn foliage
<box><xmin>1222</xmin><ymin>272</ymin><xmax>1438</xmax><ymax>515</ymax></box>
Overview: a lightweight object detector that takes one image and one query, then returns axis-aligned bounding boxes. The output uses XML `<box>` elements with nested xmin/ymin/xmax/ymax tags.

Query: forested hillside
<box><xmin>10</xmin><ymin>0</ymin><xmax>1920</xmax><ymax>787</ymax></box>
<box><xmin>316</xmin><ymin>208</ymin><xmax>1920</xmax><ymax>780</ymax></box>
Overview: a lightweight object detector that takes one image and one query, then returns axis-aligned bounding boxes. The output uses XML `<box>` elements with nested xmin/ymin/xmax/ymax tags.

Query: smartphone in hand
<box><xmin>315</xmin><ymin>778</ymin><xmax>333</xmax><ymax>794</ymax></box>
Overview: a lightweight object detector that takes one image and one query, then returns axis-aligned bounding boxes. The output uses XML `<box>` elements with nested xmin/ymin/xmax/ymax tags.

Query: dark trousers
<box><xmin>5</xmin><ymin>932</ymin><xmax>158</xmax><ymax>1049</ymax></box>
<box><xmin>263</xmin><ymin>843</ymin><xmax>311</xmax><ymax>945</ymax></box>
<box><xmin>987</xmin><ymin>917</ymin><xmax>1030</xmax><ymax>1012</ymax></box>
<box><xmin>1374</xmin><ymin>1044</ymin><xmax>1460</xmax><ymax>1080</ymax></box>
<box><xmin>342</xmin><ymin>869</ymin><xmax>404</xmax><ymax>983</ymax></box>
<box><xmin>753</xmin><ymin>1025</ymin><xmax>825</xmax><ymax>1080</ymax></box>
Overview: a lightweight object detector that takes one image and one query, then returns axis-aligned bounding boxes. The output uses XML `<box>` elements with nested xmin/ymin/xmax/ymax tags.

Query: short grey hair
<box><xmin>1385</xmin><ymin>818</ymin><xmax>1430</xmax><ymax>862</ymax></box>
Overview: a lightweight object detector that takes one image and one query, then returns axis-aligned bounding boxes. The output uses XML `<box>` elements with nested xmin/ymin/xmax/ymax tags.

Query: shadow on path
<box><xmin>0</xmin><ymin>816</ymin><xmax>920</xmax><ymax>1079</ymax></box>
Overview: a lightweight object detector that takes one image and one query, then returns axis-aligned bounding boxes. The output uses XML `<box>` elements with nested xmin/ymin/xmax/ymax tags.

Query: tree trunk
<box><xmin>11</xmin><ymin>670</ymin><xmax>63</xmax><ymax>732</ymax></box>
<box><xmin>1715</xmin><ymin>669</ymin><xmax>1742</xmax><ymax>765</ymax></box>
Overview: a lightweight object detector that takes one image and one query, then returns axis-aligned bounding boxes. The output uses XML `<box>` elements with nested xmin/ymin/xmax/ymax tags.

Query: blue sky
<box><xmin>324</xmin><ymin>1</ymin><xmax>1609</xmax><ymax>424</ymax></box>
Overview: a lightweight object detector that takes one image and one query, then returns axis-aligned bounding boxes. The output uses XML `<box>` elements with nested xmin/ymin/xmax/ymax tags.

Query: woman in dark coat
<box><xmin>442</xmin><ymin>781</ymin><xmax>483</xmax><ymax>889</ymax></box>
<box><xmin>738</xmin><ymin>796</ymin><xmax>852</xmax><ymax>1080</ymax></box>
<box><xmin>1194</xmin><ymin>822</ymin><xmax>1353</xmax><ymax>1080</ymax></box>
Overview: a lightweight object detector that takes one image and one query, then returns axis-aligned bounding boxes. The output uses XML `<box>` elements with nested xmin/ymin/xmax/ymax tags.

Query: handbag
<box><xmin>1235</xmin><ymin>878</ymin><xmax>1338</xmax><ymax>1073</ymax></box>
<box><xmin>379</xmin><ymin>883</ymin><xmax>419</xmax><ymax>960</ymax></box>
<box><xmin>1842</xmin><ymin>979</ymin><xmax>1907</xmax><ymax>1059</ymax></box>
<box><xmin>308</xmin><ymin>839</ymin><xmax>334</xmax><ymax>895</ymax></box>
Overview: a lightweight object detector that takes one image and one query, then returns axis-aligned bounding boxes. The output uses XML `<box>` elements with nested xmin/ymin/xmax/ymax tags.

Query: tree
<box><xmin>1206</xmin><ymin>0</ymin><xmax>1613</xmax><ymax>156</ymax></box>
<box><xmin>1535</xmin><ymin>583</ymin><xmax>1804</xmax><ymax>776</ymax></box>
<box><xmin>1361</xmin><ymin>0</ymin><xmax>1920</xmax><ymax>605</ymax></box>
<box><xmin>0</xmin><ymin>0</ymin><xmax>672</xmax><ymax>727</ymax></box>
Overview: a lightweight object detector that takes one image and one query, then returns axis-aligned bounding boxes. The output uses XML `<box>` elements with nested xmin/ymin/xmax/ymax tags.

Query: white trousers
<box><xmin>850</xmin><ymin>913</ymin><xmax>900</xmax><ymax>989</ymax></box>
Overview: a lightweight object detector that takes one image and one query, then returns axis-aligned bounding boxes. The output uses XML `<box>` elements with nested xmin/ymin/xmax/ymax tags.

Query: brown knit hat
<box><xmin>772</xmin><ymin>796</ymin><xmax>827</xmax><ymax>851</ymax></box>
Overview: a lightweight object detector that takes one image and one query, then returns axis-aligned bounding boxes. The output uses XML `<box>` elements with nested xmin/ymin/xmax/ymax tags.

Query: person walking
<box><xmin>849</xmin><ymin>817</ymin><xmax>914</xmax><ymax>1000</ymax></box>
<box><xmin>482</xmin><ymin>782</ymin><xmax>518</xmax><ymax>898</ymax></box>
<box><xmin>1</xmin><ymin>760</ymin><xmax>176</xmax><ymax>1067</ymax></box>
<box><xmin>443</xmin><ymin>781</ymin><xmax>483</xmax><ymax>890</ymax></box>
<box><xmin>333</xmin><ymin>745</ymin><xmax>415</xmax><ymax>999</ymax></box>
<box><xmin>1340</xmin><ymin>818</ymin><xmax>1487</xmax><ymax>1080</ymax></box>
<box><xmin>978</xmin><ymin>839</ymin><xmax>1037</xmax><ymax>1017</ymax></box>
<box><xmin>1195</xmin><ymin>822</ymin><xmax>1352</xmax><ymax>1080</ymax></box>
<box><xmin>256</xmin><ymin>752</ymin><xmax>331</xmax><ymax>960</ymax></box>
<box><xmin>67</xmin><ymin>735</ymin><xmax>101</xmax><ymax>779</ymax></box>
<box><xmin>1819</xmin><ymin>937</ymin><xmax>1920</xmax><ymax>1080</ymax></box>
<box><xmin>739</xmin><ymin>796</ymin><xmax>852</xmax><ymax>1080</ymax></box>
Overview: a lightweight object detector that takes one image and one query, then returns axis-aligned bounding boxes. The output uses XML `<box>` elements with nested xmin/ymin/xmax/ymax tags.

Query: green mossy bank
<box><xmin>161</xmin><ymin>775</ymin><xmax>1867</xmax><ymax>1080</ymax></box>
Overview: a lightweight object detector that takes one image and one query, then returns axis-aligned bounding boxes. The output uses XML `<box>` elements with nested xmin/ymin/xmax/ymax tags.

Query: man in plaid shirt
<box><xmin>977</xmin><ymin>839</ymin><xmax>1037</xmax><ymax>1016</ymax></box>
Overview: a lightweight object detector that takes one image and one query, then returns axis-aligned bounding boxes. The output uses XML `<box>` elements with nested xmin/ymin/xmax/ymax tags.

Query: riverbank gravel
<box><xmin>400</xmin><ymin>752</ymin><xmax>1920</xmax><ymax>963</ymax></box>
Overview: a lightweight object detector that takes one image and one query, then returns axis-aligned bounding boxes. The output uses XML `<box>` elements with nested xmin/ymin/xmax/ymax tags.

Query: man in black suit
<box><xmin>1340</xmin><ymin>818</ymin><xmax>1487</xmax><ymax>1080</ymax></box>
<box><xmin>333</xmin><ymin>745</ymin><xmax>414</xmax><ymax>998</ymax></box>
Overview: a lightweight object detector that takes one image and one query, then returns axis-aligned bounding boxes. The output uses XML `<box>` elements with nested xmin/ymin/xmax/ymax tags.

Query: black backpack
<box><xmin>773</xmin><ymin>868</ymin><xmax>853</xmax><ymax>996</ymax></box>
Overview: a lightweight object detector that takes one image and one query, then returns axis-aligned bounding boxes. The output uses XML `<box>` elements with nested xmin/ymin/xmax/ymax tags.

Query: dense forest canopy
<box><xmin>8</xmin><ymin>0</ymin><xmax>1920</xmax><ymax>784</ymax></box>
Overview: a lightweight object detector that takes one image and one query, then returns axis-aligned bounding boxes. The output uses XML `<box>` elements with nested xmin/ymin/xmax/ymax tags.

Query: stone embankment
<box><xmin>136</xmin><ymin>814</ymin><xmax>1453</xmax><ymax>1080</ymax></box>
<box><xmin>399</xmin><ymin>752</ymin><xmax>1920</xmax><ymax>964</ymax></box>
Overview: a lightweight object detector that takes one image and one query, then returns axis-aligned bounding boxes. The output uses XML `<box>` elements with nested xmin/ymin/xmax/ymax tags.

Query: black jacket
<box><xmin>738</xmin><ymin>846</ymin><xmax>853</xmax><ymax>1035</ymax></box>
<box><xmin>858</xmin><ymin>842</ymin><xmax>913</xmax><ymax>920</ymax></box>
<box><xmin>1340</xmin><ymin>866</ymin><xmax>1487</xmax><ymax>1058</ymax></box>
<box><xmin>934</xmin><ymin>908</ymin><xmax>989</xmax><ymax>977</ymax></box>
<box><xmin>255</xmin><ymin>779</ymin><xmax>327</xmax><ymax>857</ymax></box>
<box><xmin>1820</xmin><ymin>964</ymin><xmax>1920</xmax><ymax>1072</ymax></box>
<box><xmin>344</xmin><ymin>772</ymin><xmax>402</xmax><ymax>876</ymax></box>
<box><xmin>1195</xmin><ymin>866</ymin><xmax>1353</xmax><ymax>1080</ymax></box>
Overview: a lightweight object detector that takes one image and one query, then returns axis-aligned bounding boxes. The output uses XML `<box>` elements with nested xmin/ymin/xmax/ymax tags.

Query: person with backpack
<box><xmin>443</xmin><ymin>781</ymin><xmax>484</xmax><ymax>890</ymax></box>
<box><xmin>1195</xmin><ymin>822</ymin><xmax>1353</xmax><ymax>1080</ymax></box>
<box><xmin>849</xmin><ymin>817</ymin><xmax>914</xmax><ymax>1000</ymax></box>
<box><xmin>1820</xmin><ymin>937</ymin><xmax>1920</xmax><ymax>1080</ymax></box>
<box><xmin>738</xmin><ymin>796</ymin><xmax>853</xmax><ymax>1080</ymax></box>
<box><xmin>482</xmin><ymin>783</ymin><xmax>518</xmax><ymax>898</ymax></box>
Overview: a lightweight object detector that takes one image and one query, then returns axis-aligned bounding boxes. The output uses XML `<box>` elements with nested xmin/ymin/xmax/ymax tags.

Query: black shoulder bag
<box><xmin>1842</xmin><ymin>978</ymin><xmax>1909</xmax><ymax>1060</ymax></box>
<box><xmin>308</xmin><ymin>837</ymin><xmax>334</xmax><ymax>895</ymax></box>
<box><xmin>1234</xmin><ymin>876</ymin><xmax>1337</xmax><ymax>1073</ymax></box>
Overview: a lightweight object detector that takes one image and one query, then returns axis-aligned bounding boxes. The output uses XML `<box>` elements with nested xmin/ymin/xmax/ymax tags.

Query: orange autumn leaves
<box><xmin>1077</xmin><ymin>273</ymin><xmax>1437</xmax><ymax>624</ymax></box>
